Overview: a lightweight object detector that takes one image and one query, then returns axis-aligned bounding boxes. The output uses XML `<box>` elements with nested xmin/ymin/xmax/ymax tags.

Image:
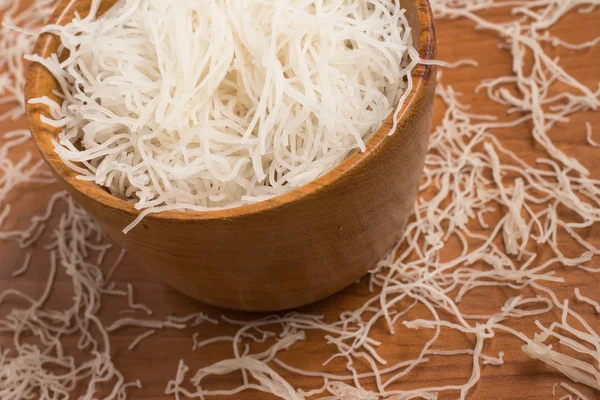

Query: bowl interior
<box><xmin>25</xmin><ymin>0</ymin><xmax>436</xmax><ymax>222</ymax></box>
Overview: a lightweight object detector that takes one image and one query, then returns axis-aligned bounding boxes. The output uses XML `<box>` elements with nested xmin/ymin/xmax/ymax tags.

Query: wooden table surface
<box><xmin>1</xmin><ymin>2</ymin><xmax>600</xmax><ymax>399</ymax></box>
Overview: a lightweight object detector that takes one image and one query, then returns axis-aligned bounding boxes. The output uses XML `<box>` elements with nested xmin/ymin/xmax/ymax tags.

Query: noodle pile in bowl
<box><xmin>29</xmin><ymin>0</ymin><xmax>418</xmax><ymax>232</ymax></box>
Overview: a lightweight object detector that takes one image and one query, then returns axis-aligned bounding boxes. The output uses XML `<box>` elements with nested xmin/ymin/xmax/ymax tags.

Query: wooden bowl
<box><xmin>25</xmin><ymin>0</ymin><xmax>436</xmax><ymax>311</ymax></box>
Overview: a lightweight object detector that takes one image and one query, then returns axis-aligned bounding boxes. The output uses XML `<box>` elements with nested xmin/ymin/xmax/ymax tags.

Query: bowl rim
<box><xmin>25</xmin><ymin>0</ymin><xmax>436</xmax><ymax>223</ymax></box>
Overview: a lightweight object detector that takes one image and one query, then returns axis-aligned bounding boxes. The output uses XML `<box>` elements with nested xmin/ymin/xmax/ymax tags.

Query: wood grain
<box><xmin>2</xmin><ymin>1</ymin><xmax>600</xmax><ymax>399</ymax></box>
<box><xmin>24</xmin><ymin>0</ymin><xmax>436</xmax><ymax>311</ymax></box>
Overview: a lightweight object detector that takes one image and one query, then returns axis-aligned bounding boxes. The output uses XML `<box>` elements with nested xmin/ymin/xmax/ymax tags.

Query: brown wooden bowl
<box><xmin>25</xmin><ymin>0</ymin><xmax>436</xmax><ymax>311</ymax></box>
